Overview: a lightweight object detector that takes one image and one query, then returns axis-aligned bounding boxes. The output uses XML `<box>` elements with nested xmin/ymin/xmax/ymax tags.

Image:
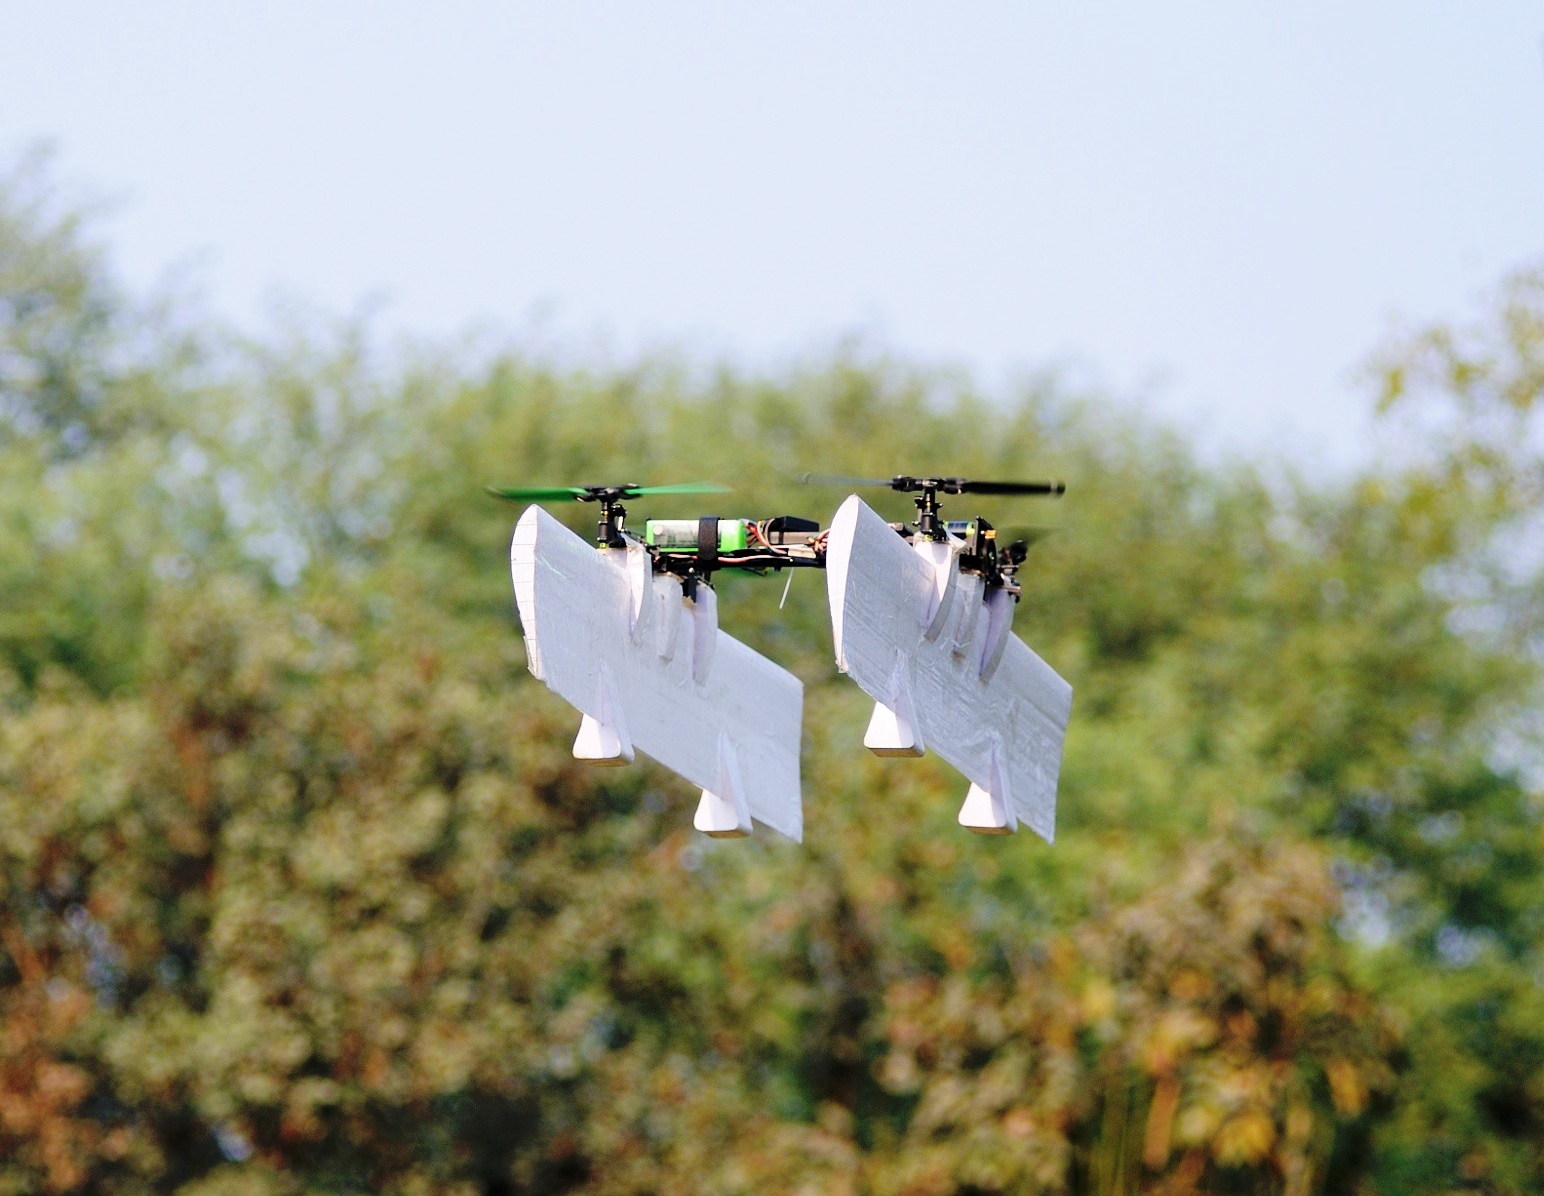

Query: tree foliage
<box><xmin>2</xmin><ymin>157</ymin><xmax>1542</xmax><ymax>1194</ymax></box>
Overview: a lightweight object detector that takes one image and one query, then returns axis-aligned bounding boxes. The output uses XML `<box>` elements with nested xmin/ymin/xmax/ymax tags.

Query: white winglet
<box><xmin>571</xmin><ymin>668</ymin><xmax>634</xmax><ymax>765</ymax></box>
<box><xmin>863</xmin><ymin>654</ymin><xmax>925</xmax><ymax>757</ymax></box>
<box><xmin>694</xmin><ymin>734</ymin><xmax>753</xmax><ymax>838</ymax></box>
<box><xmin>825</xmin><ymin>496</ymin><xmax>1073</xmax><ymax>843</ymax></box>
<box><xmin>512</xmin><ymin>506</ymin><xmax>804</xmax><ymax>841</ymax></box>
<box><xmin>958</xmin><ymin>745</ymin><xmax>1014</xmax><ymax>834</ymax></box>
<box><xmin>958</xmin><ymin>782</ymin><xmax>1013</xmax><ymax>833</ymax></box>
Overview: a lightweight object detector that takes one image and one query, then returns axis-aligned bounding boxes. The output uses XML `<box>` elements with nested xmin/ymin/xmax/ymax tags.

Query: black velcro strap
<box><xmin>698</xmin><ymin>517</ymin><xmax>719</xmax><ymax>568</ymax></box>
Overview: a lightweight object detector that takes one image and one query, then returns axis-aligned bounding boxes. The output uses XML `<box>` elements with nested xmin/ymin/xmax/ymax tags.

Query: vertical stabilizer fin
<box><xmin>689</xmin><ymin>584</ymin><xmax>718</xmax><ymax>685</ymax></box>
<box><xmin>978</xmin><ymin>586</ymin><xmax>1014</xmax><ymax>682</ymax></box>
<box><xmin>958</xmin><ymin>745</ymin><xmax>1015</xmax><ymax>834</ymax></box>
<box><xmin>864</xmin><ymin>654</ymin><xmax>926</xmax><ymax>757</ymax></box>
<box><xmin>694</xmin><ymin>734</ymin><xmax>752</xmax><ymax>838</ymax></box>
<box><xmin>572</xmin><ymin>669</ymin><xmax>635</xmax><ymax>765</ymax></box>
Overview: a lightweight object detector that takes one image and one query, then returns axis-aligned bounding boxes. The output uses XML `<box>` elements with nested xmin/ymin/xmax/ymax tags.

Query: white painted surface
<box><xmin>511</xmin><ymin>505</ymin><xmax>804</xmax><ymax>841</ymax></box>
<box><xmin>825</xmin><ymin>496</ymin><xmax>1073</xmax><ymax>842</ymax></box>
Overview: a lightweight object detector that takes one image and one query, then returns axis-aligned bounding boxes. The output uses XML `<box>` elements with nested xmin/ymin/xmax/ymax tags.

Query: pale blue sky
<box><xmin>4</xmin><ymin>2</ymin><xmax>1543</xmax><ymax>469</ymax></box>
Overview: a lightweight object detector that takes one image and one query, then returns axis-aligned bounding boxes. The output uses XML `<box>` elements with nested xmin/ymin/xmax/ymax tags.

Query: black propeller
<box><xmin>799</xmin><ymin>473</ymin><xmax>1064</xmax><ymax>497</ymax></box>
<box><xmin>485</xmin><ymin>481</ymin><xmax>728</xmax><ymax>503</ymax></box>
<box><xmin>799</xmin><ymin>473</ymin><xmax>1065</xmax><ymax>540</ymax></box>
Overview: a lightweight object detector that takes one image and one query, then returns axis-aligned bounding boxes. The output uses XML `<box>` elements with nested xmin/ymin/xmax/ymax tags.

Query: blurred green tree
<box><xmin>1</xmin><ymin>153</ymin><xmax>1540</xmax><ymax>1195</ymax></box>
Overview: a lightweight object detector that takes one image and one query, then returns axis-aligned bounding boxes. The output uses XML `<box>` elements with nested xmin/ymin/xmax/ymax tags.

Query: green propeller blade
<box><xmin>628</xmin><ymin>482</ymin><xmax>730</xmax><ymax>496</ymax></box>
<box><xmin>484</xmin><ymin>485</ymin><xmax>590</xmax><ymax>502</ymax></box>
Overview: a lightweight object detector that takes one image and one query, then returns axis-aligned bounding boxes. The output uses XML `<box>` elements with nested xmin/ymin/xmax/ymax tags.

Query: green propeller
<box><xmin>486</xmin><ymin>482</ymin><xmax>730</xmax><ymax>503</ymax></box>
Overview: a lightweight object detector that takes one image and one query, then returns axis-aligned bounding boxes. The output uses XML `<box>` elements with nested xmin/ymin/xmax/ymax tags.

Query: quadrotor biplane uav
<box><xmin>489</xmin><ymin>474</ymin><xmax>1073</xmax><ymax>844</ymax></box>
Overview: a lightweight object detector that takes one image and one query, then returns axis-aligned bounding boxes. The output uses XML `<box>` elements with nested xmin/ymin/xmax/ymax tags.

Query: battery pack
<box><xmin>644</xmin><ymin>519</ymin><xmax>751</xmax><ymax>553</ymax></box>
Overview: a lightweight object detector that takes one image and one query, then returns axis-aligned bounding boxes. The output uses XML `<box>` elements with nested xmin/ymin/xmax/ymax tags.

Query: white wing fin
<box><xmin>511</xmin><ymin>506</ymin><xmax>804</xmax><ymax>841</ymax></box>
<box><xmin>958</xmin><ymin>743</ymin><xmax>1014</xmax><ymax>833</ymax></box>
<box><xmin>571</xmin><ymin>667</ymin><xmax>634</xmax><ymax>765</ymax></box>
<box><xmin>862</xmin><ymin>652</ymin><xmax>925</xmax><ymax>757</ymax></box>
<box><xmin>693</xmin><ymin>734</ymin><xmax>753</xmax><ymax>838</ymax></box>
<box><xmin>825</xmin><ymin>495</ymin><xmax>1072</xmax><ymax>842</ymax></box>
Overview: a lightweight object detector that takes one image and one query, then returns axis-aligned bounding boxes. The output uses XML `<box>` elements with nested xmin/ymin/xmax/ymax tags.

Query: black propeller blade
<box><xmin>486</xmin><ymin>481</ymin><xmax>729</xmax><ymax>503</ymax></box>
<box><xmin>799</xmin><ymin>473</ymin><xmax>1065</xmax><ymax>497</ymax></box>
<box><xmin>945</xmin><ymin>478</ymin><xmax>1065</xmax><ymax>497</ymax></box>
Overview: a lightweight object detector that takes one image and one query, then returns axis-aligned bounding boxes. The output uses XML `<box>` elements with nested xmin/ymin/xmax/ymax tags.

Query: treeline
<box><xmin>2</xmin><ymin>156</ymin><xmax>1542</xmax><ymax>1194</ymax></box>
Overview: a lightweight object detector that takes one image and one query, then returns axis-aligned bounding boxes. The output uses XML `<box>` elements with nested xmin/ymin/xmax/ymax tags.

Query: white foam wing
<box><xmin>511</xmin><ymin>505</ymin><xmax>803</xmax><ymax>841</ymax></box>
<box><xmin>825</xmin><ymin>495</ymin><xmax>1072</xmax><ymax>841</ymax></box>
